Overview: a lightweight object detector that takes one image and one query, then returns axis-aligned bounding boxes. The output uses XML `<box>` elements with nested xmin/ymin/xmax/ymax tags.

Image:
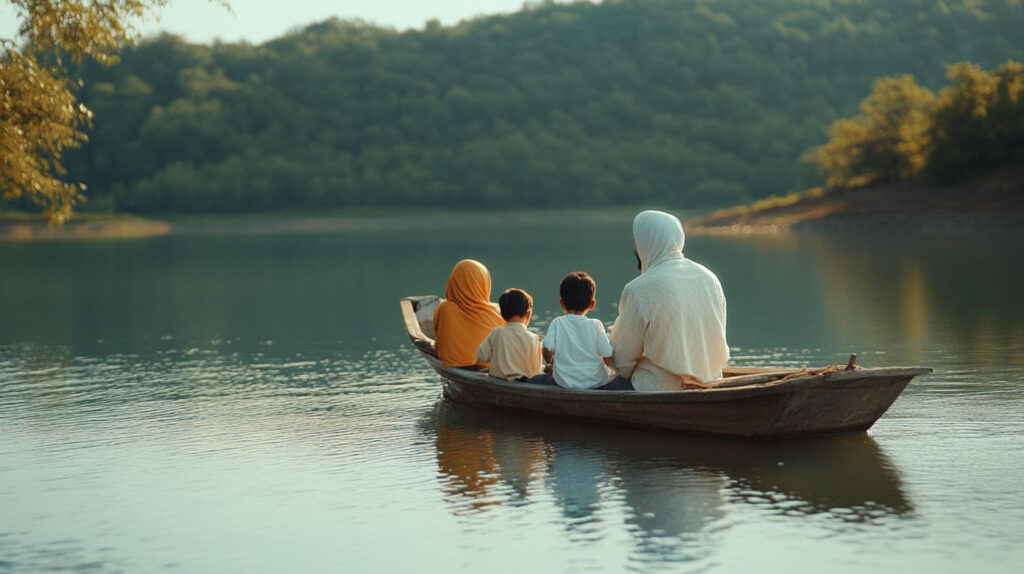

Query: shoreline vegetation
<box><xmin>685</xmin><ymin>163</ymin><xmax>1024</xmax><ymax>234</ymax></box>
<box><xmin>6</xmin><ymin>0</ymin><xmax>1023</xmax><ymax>223</ymax></box>
<box><xmin>690</xmin><ymin>58</ymin><xmax>1024</xmax><ymax>234</ymax></box>
<box><xmin>0</xmin><ymin>212</ymin><xmax>172</xmax><ymax>241</ymax></box>
<box><xmin>0</xmin><ymin>208</ymin><xmax>648</xmax><ymax>241</ymax></box>
<box><xmin>6</xmin><ymin>56</ymin><xmax>1022</xmax><ymax>242</ymax></box>
<box><xmin>4</xmin><ymin>163</ymin><xmax>1022</xmax><ymax>244</ymax></box>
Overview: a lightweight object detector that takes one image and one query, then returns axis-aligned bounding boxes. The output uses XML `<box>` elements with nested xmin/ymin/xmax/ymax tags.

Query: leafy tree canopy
<box><xmin>8</xmin><ymin>0</ymin><xmax>1024</xmax><ymax>217</ymax></box>
<box><xmin>814</xmin><ymin>60</ymin><xmax>1024</xmax><ymax>188</ymax></box>
<box><xmin>814</xmin><ymin>75</ymin><xmax>936</xmax><ymax>187</ymax></box>
<box><xmin>1</xmin><ymin>1</ymin><xmax>226</xmax><ymax>223</ymax></box>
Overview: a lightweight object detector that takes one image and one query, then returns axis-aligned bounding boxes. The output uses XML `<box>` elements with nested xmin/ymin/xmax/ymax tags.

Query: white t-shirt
<box><xmin>543</xmin><ymin>314</ymin><xmax>613</xmax><ymax>389</ymax></box>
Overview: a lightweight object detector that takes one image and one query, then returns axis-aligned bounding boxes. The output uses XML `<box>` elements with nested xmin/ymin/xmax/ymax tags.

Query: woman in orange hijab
<box><xmin>433</xmin><ymin>259</ymin><xmax>506</xmax><ymax>368</ymax></box>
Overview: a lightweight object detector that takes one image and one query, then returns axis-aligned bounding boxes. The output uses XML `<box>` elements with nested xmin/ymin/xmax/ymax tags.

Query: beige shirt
<box><xmin>476</xmin><ymin>322</ymin><xmax>544</xmax><ymax>381</ymax></box>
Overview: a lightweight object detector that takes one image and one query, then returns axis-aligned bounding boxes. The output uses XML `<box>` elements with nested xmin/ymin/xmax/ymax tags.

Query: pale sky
<box><xmin>1</xmin><ymin>0</ymin><xmax>566</xmax><ymax>45</ymax></box>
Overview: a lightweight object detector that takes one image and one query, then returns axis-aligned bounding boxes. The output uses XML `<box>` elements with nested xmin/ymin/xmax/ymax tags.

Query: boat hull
<box><xmin>402</xmin><ymin>296</ymin><xmax>928</xmax><ymax>439</ymax></box>
<box><xmin>429</xmin><ymin>356</ymin><xmax>915</xmax><ymax>438</ymax></box>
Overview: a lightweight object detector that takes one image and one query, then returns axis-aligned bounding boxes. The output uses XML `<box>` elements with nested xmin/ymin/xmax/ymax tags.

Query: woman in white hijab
<box><xmin>609</xmin><ymin>210</ymin><xmax>729</xmax><ymax>391</ymax></box>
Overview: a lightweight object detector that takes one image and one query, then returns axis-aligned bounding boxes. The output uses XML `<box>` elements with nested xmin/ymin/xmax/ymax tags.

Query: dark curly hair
<box><xmin>559</xmin><ymin>271</ymin><xmax>596</xmax><ymax>312</ymax></box>
<box><xmin>498</xmin><ymin>288</ymin><xmax>533</xmax><ymax>320</ymax></box>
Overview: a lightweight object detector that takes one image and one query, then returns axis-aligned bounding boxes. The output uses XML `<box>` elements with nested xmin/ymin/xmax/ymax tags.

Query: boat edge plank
<box><xmin>400</xmin><ymin>295</ymin><xmax>931</xmax><ymax>438</ymax></box>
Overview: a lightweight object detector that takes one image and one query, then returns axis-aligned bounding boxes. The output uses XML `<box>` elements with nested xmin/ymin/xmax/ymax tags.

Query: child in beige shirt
<box><xmin>477</xmin><ymin>288</ymin><xmax>544</xmax><ymax>381</ymax></box>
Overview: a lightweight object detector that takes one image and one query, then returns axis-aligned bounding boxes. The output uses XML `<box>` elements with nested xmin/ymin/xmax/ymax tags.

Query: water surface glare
<box><xmin>1</xmin><ymin>222</ymin><xmax>1022</xmax><ymax>573</ymax></box>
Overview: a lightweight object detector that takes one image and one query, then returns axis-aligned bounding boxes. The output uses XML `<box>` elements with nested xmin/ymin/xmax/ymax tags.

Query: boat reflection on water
<box><xmin>434</xmin><ymin>424</ymin><xmax>503</xmax><ymax>513</ymax></box>
<box><xmin>426</xmin><ymin>399</ymin><xmax>912</xmax><ymax>546</ymax></box>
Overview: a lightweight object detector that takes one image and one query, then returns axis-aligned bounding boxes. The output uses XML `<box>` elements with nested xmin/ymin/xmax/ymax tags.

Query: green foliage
<box><xmin>50</xmin><ymin>0</ymin><xmax>1024</xmax><ymax>213</ymax></box>
<box><xmin>814</xmin><ymin>60</ymin><xmax>1024</xmax><ymax>188</ymax></box>
<box><xmin>927</xmin><ymin>61</ymin><xmax>1024</xmax><ymax>182</ymax></box>
<box><xmin>1</xmin><ymin>0</ymin><xmax>171</xmax><ymax>223</ymax></box>
<box><xmin>1</xmin><ymin>1</ymin><xmax>228</xmax><ymax>223</ymax></box>
<box><xmin>814</xmin><ymin>76</ymin><xmax>936</xmax><ymax>187</ymax></box>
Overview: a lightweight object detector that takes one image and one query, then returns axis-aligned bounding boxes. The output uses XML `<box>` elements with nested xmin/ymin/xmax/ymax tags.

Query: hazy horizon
<box><xmin>1</xmin><ymin>0</ymin><xmax>573</xmax><ymax>45</ymax></box>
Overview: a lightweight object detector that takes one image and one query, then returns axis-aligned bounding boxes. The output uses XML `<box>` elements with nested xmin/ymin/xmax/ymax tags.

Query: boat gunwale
<box><xmin>424</xmin><ymin>353</ymin><xmax>929</xmax><ymax>403</ymax></box>
<box><xmin>401</xmin><ymin>296</ymin><xmax>930</xmax><ymax>399</ymax></box>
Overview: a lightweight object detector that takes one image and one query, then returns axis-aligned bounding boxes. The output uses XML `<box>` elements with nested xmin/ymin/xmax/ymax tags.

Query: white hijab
<box><xmin>633</xmin><ymin>210</ymin><xmax>685</xmax><ymax>273</ymax></box>
<box><xmin>616</xmin><ymin>209</ymin><xmax>729</xmax><ymax>387</ymax></box>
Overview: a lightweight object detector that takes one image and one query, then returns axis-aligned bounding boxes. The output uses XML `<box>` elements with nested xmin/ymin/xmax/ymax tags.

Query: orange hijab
<box><xmin>433</xmin><ymin>259</ymin><xmax>506</xmax><ymax>367</ymax></box>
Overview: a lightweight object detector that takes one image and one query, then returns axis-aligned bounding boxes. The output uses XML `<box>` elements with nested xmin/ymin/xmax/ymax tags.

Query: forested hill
<box><xmin>62</xmin><ymin>0</ymin><xmax>1024</xmax><ymax>214</ymax></box>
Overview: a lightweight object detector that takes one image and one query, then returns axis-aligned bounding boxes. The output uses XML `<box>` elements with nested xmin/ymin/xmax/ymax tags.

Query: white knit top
<box><xmin>610</xmin><ymin>211</ymin><xmax>729</xmax><ymax>390</ymax></box>
<box><xmin>544</xmin><ymin>314</ymin><xmax>614</xmax><ymax>389</ymax></box>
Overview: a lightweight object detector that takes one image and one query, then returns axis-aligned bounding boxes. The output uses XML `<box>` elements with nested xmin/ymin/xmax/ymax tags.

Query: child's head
<box><xmin>559</xmin><ymin>271</ymin><xmax>596</xmax><ymax>313</ymax></box>
<box><xmin>498</xmin><ymin>288</ymin><xmax>533</xmax><ymax>321</ymax></box>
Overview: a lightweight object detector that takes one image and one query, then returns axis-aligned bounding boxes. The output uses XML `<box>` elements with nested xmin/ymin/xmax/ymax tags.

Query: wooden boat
<box><xmin>401</xmin><ymin>295</ymin><xmax>931</xmax><ymax>439</ymax></box>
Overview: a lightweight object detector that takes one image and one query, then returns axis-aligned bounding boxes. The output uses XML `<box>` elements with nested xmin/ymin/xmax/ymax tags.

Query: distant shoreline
<box><xmin>685</xmin><ymin>164</ymin><xmax>1024</xmax><ymax>234</ymax></box>
<box><xmin>6</xmin><ymin>164</ymin><xmax>1022</xmax><ymax>243</ymax></box>
<box><xmin>0</xmin><ymin>208</ymin><xmax>654</xmax><ymax>242</ymax></box>
<box><xmin>0</xmin><ymin>213</ymin><xmax>174</xmax><ymax>241</ymax></box>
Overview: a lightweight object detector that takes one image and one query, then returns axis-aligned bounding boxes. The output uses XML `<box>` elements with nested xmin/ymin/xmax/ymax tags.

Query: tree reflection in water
<box><xmin>425</xmin><ymin>398</ymin><xmax>912</xmax><ymax>561</ymax></box>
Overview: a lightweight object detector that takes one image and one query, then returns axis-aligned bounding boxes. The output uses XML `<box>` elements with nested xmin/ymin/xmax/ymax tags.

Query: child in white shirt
<box><xmin>531</xmin><ymin>271</ymin><xmax>615</xmax><ymax>389</ymax></box>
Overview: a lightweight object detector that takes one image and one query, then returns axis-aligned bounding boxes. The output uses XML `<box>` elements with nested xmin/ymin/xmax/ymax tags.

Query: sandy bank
<box><xmin>0</xmin><ymin>214</ymin><xmax>173</xmax><ymax>241</ymax></box>
<box><xmin>0</xmin><ymin>208</ymin><xmax>650</xmax><ymax>242</ymax></box>
<box><xmin>686</xmin><ymin>164</ymin><xmax>1024</xmax><ymax>234</ymax></box>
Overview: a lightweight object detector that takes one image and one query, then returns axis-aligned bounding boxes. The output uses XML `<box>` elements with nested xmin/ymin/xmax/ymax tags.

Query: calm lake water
<box><xmin>1</xmin><ymin>216</ymin><xmax>1022</xmax><ymax>573</ymax></box>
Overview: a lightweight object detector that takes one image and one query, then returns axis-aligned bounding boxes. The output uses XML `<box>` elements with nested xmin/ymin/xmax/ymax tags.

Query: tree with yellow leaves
<box><xmin>927</xmin><ymin>61</ymin><xmax>1024</xmax><ymax>182</ymax></box>
<box><xmin>813</xmin><ymin>75</ymin><xmax>936</xmax><ymax>189</ymax></box>
<box><xmin>814</xmin><ymin>61</ymin><xmax>1023</xmax><ymax>189</ymax></box>
<box><xmin>1</xmin><ymin>1</ymin><xmax>224</xmax><ymax>224</ymax></box>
